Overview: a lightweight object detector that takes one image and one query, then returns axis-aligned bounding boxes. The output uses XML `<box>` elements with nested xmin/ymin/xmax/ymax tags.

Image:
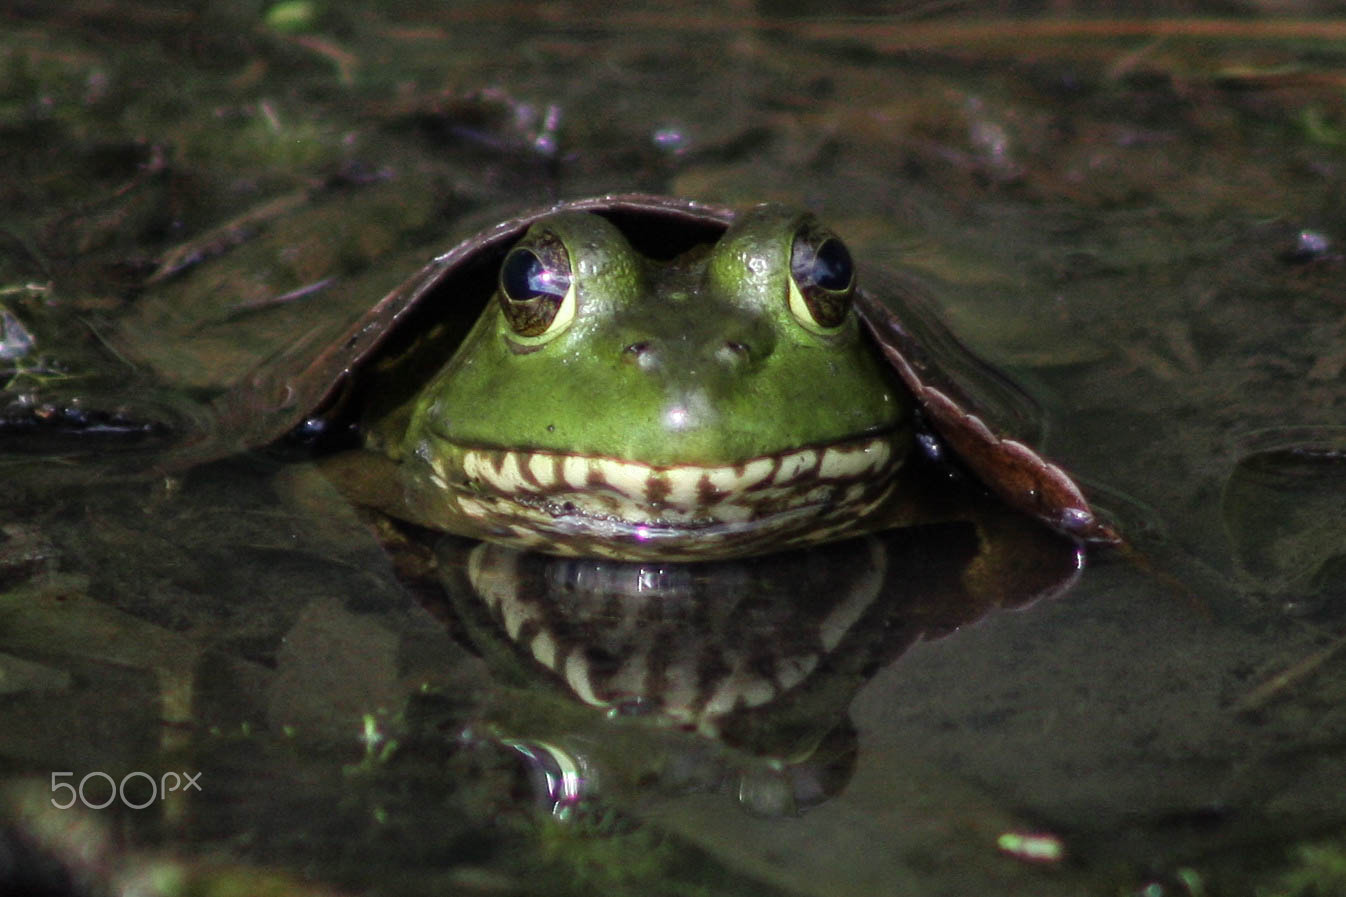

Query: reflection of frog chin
<box><xmin>441</xmin><ymin>500</ymin><xmax>1082</xmax><ymax>754</ymax></box>
<box><xmin>411</xmin><ymin>481</ymin><xmax>1085</xmax><ymax>816</ymax></box>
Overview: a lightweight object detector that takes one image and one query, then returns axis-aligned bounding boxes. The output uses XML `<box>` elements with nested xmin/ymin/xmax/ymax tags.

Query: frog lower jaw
<box><xmin>412</xmin><ymin>433</ymin><xmax>906</xmax><ymax>559</ymax></box>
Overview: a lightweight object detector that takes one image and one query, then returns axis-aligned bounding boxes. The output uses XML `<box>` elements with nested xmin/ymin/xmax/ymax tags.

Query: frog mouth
<box><xmin>421</xmin><ymin>432</ymin><xmax>905</xmax><ymax>558</ymax></box>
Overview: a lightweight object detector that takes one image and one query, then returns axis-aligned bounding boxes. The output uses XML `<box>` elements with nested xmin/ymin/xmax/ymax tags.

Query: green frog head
<box><xmin>397</xmin><ymin>204</ymin><xmax>912</xmax><ymax>558</ymax></box>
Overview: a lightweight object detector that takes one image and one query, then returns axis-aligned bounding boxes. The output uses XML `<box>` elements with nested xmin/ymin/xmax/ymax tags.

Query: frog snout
<box><xmin>620</xmin><ymin>313</ymin><xmax>775</xmax><ymax>376</ymax></box>
<box><xmin>621</xmin><ymin>336</ymin><xmax>758</xmax><ymax>373</ymax></box>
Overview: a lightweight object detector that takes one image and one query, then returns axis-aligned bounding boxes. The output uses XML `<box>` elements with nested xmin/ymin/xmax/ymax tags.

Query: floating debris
<box><xmin>0</xmin><ymin>308</ymin><xmax>35</xmax><ymax>362</ymax></box>
<box><xmin>1283</xmin><ymin>228</ymin><xmax>1334</xmax><ymax>264</ymax></box>
<box><xmin>996</xmin><ymin>830</ymin><xmax>1066</xmax><ymax>864</ymax></box>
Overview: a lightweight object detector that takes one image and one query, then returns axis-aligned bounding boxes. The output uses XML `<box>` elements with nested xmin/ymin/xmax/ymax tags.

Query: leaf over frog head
<box><xmin>192</xmin><ymin>194</ymin><xmax>1117</xmax><ymax>560</ymax></box>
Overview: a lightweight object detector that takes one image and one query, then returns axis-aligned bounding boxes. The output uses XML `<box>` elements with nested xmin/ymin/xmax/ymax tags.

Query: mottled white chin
<box><xmin>416</xmin><ymin>433</ymin><xmax>907</xmax><ymax>560</ymax></box>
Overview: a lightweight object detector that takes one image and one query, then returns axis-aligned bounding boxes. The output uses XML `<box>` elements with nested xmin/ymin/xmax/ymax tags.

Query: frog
<box><xmin>370</xmin><ymin>204</ymin><xmax>911</xmax><ymax>559</ymax></box>
<box><xmin>203</xmin><ymin>194</ymin><xmax>1114</xmax><ymax>560</ymax></box>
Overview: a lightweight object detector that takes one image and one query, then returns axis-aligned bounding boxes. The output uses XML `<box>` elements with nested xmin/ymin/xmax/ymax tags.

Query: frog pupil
<box><xmin>811</xmin><ymin>238</ymin><xmax>853</xmax><ymax>291</ymax></box>
<box><xmin>791</xmin><ymin>231</ymin><xmax>854</xmax><ymax>295</ymax></box>
<box><xmin>502</xmin><ymin>248</ymin><xmax>569</xmax><ymax>301</ymax></box>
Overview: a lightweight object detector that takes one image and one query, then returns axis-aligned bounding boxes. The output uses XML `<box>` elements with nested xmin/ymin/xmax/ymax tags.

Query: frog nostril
<box><xmin>717</xmin><ymin>340</ymin><xmax>751</xmax><ymax>367</ymax></box>
<box><xmin>624</xmin><ymin>341</ymin><xmax>660</xmax><ymax>371</ymax></box>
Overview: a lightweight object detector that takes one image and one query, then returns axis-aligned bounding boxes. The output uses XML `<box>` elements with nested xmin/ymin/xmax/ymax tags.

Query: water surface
<box><xmin>3</xmin><ymin>3</ymin><xmax>1346</xmax><ymax>895</ymax></box>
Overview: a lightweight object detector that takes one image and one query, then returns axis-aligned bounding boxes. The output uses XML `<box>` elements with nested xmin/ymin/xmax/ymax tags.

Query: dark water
<box><xmin>4</xmin><ymin>3</ymin><xmax>1346</xmax><ymax>895</ymax></box>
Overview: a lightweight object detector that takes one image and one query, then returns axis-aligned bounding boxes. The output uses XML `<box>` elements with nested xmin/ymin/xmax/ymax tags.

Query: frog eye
<box><xmin>788</xmin><ymin>225</ymin><xmax>855</xmax><ymax>333</ymax></box>
<box><xmin>497</xmin><ymin>231</ymin><xmax>576</xmax><ymax>341</ymax></box>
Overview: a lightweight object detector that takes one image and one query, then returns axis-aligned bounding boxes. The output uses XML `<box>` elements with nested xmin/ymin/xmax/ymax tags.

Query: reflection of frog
<box><xmin>416</xmin><ymin>496</ymin><xmax>1082</xmax><ymax>817</ymax></box>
